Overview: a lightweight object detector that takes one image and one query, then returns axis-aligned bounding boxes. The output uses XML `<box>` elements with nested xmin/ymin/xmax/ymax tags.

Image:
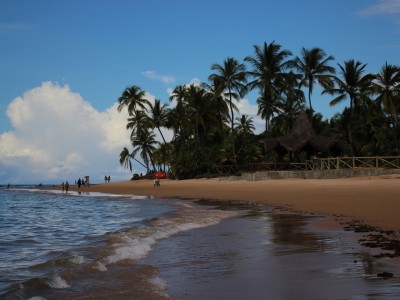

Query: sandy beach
<box><xmin>71</xmin><ymin>174</ymin><xmax>400</xmax><ymax>231</ymax></box>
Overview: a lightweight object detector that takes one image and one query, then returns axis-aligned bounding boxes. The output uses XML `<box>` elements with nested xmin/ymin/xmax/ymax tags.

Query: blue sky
<box><xmin>0</xmin><ymin>0</ymin><xmax>399</xmax><ymax>184</ymax></box>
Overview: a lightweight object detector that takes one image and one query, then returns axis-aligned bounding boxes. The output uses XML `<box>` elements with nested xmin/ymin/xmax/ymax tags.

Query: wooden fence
<box><xmin>212</xmin><ymin>156</ymin><xmax>400</xmax><ymax>174</ymax></box>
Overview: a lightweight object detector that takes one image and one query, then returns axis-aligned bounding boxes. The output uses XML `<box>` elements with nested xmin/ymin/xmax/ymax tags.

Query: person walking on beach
<box><xmin>61</xmin><ymin>182</ymin><xmax>65</xmax><ymax>193</ymax></box>
<box><xmin>108</xmin><ymin>175</ymin><xmax>111</xmax><ymax>183</ymax></box>
<box><xmin>65</xmin><ymin>181</ymin><xmax>70</xmax><ymax>193</ymax></box>
<box><xmin>104</xmin><ymin>175</ymin><xmax>107</xmax><ymax>183</ymax></box>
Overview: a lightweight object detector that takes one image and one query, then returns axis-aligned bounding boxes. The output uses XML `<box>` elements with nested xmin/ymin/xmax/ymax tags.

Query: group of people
<box><xmin>76</xmin><ymin>178</ymin><xmax>89</xmax><ymax>188</ymax></box>
<box><xmin>61</xmin><ymin>181</ymin><xmax>70</xmax><ymax>193</ymax></box>
<box><xmin>104</xmin><ymin>175</ymin><xmax>111</xmax><ymax>183</ymax></box>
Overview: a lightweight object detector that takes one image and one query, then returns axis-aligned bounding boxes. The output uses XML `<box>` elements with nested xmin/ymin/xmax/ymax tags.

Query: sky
<box><xmin>0</xmin><ymin>0</ymin><xmax>399</xmax><ymax>184</ymax></box>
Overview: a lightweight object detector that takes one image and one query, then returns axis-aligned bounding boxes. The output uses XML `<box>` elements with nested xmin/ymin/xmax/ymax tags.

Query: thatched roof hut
<box><xmin>264</xmin><ymin>111</ymin><xmax>342</xmax><ymax>157</ymax></box>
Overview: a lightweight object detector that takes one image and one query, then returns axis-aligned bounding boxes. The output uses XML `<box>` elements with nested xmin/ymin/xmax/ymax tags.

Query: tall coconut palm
<box><xmin>209</xmin><ymin>57</ymin><xmax>247</xmax><ymax>167</ymax></box>
<box><xmin>117</xmin><ymin>85</ymin><xmax>150</xmax><ymax>116</ymax></box>
<box><xmin>289</xmin><ymin>47</ymin><xmax>335</xmax><ymax>120</ymax></box>
<box><xmin>126</xmin><ymin>110</ymin><xmax>150</xmax><ymax>140</ymax></box>
<box><xmin>168</xmin><ymin>85</ymin><xmax>188</xmax><ymax>139</ymax></box>
<box><xmin>202</xmin><ymin>77</ymin><xmax>234</xmax><ymax>134</ymax></box>
<box><xmin>273</xmin><ymin>72</ymin><xmax>305</xmax><ymax>135</ymax></box>
<box><xmin>147</xmin><ymin>99</ymin><xmax>169</xmax><ymax>144</ymax></box>
<box><xmin>373</xmin><ymin>62</ymin><xmax>400</xmax><ymax>153</ymax></box>
<box><xmin>324</xmin><ymin>59</ymin><xmax>375</xmax><ymax>154</ymax></box>
<box><xmin>245</xmin><ymin>41</ymin><xmax>292</xmax><ymax>133</ymax></box>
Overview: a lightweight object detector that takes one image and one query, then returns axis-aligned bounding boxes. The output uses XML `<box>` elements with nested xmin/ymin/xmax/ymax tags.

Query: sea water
<box><xmin>0</xmin><ymin>186</ymin><xmax>234</xmax><ymax>299</ymax></box>
<box><xmin>1</xmin><ymin>186</ymin><xmax>400</xmax><ymax>299</ymax></box>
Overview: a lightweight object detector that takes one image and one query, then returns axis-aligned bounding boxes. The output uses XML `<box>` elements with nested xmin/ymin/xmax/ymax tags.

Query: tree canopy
<box><xmin>117</xmin><ymin>41</ymin><xmax>400</xmax><ymax>179</ymax></box>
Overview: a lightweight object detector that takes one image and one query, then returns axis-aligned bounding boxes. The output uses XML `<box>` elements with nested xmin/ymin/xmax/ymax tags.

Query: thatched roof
<box><xmin>264</xmin><ymin>111</ymin><xmax>342</xmax><ymax>154</ymax></box>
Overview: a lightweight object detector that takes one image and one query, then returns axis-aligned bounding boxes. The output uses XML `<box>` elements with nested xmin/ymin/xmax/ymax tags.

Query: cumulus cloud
<box><xmin>0</xmin><ymin>82</ymin><xmax>136</xmax><ymax>184</ymax></box>
<box><xmin>235</xmin><ymin>98</ymin><xmax>264</xmax><ymax>134</ymax></box>
<box><xmin>142</xmin><ymin>70</ymin><xmax>176</xmax><ymax>85</ymax></box>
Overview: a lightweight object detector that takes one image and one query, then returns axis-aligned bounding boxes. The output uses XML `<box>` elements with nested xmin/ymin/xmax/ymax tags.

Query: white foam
<box><xmin>94</xmin><ymin>261</ymin><xmax>107</xmax><ymax>272</ymax></box>
<box><xmin>150</xmin><ymin>276</ymin><xmax>168</xmax><ymax>290</ymax></box>
<box><xmin>68</xmin><ymin>254</ymin><xmax>85</xmax><ymax>265</ymax></box>
<box><xmin>28</xmin><ymin>297</ymin><xmax>47</xmax><ymax>300</ymax></box>
<box><xmin>104</xmin><ymin>205</ymin><xmax>236</xmax><ymax>265</ymax></box>
<box><xmin>47</xmin><ymin>275</ymin><xmax>70</xmax><ymax>289</ymax></box>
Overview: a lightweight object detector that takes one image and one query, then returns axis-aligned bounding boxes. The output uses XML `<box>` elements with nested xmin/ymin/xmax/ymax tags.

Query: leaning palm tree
<box><xmin>324</xmin><ymin>59</ymin><xmax>375</xmax><ymax>154</ymax></box>
<box><xmin>117</xmin><ymin>85</ymin><xmax>150</xmax><ymax>116</ymax></box>
<box><xmin>373</xmin><ymin>62</ymin><xmax>400</xmax><ymax>153</ymax></box>
<box><xmin>245</xmin><ymin>41</ymin><xmax>292</xmax><ymax>133</ymax></box>
<box><xmin>209</xmin><ymin>57</ymin><xmax>247</xmax><ymax>167</ymax></box>
<box><xmin>289</xmin><ymin>47</ymin><xmax>335</xmax><ymax>120</ymax></box>
<box><xmin>147</xmin><ymin>99</ymin><xmax>169</xmax><ymax>144</ymax></box>
<box><xmin>119</xmin><ymin>147</ymin><xmax>147</xmax><ymax>172</ymax></box>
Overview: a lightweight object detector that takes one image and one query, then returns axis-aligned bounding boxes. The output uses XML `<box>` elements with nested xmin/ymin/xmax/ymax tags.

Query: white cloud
<box><xmin>142</xmin><ymin>70</ymin><xmax>176</xmax><ymax>85</ymax></box>
<box><xmin>235</xmin><ymin>98</ymin><xmax>264</xmax><ymax>134</ymax></box>
<box><xmin>358</xmin><ymin>0</ymin><xmax>400</xmax><ymax>16</ymax></box>
<box><xmin>0</xmin><ymin>81</ymin><xmax>137</xmax><ymax>184</ymax></box>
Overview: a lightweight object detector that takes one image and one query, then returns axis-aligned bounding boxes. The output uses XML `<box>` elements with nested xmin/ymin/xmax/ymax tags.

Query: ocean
<box><xmin>0</xmin><ymin>186</ymin><xmax>399</xmax><ymax>299</ymax></box>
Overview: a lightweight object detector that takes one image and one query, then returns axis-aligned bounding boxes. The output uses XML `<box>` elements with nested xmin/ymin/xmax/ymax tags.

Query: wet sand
<box><xmin>142</xmin><ymin>205</ymin><xmax>400</xmax><ymax>300</ymax></box>
<box><xmin>73</xmin><ymin>174</ymin><xmax>400</xmax><ymax>231</ymax></box>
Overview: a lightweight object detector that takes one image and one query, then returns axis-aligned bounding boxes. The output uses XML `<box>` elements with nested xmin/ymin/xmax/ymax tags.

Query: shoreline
<box><xmin>64</xmin><ymin>174</ymin><xmax>400</xmax><ymax>231</ymax></box>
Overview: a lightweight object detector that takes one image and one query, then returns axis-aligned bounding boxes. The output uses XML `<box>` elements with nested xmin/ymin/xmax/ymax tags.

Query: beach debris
<box><xmin>377</xmin><ymin>271</ymin><xmax>393</xmax><ymax>279</ymax></box>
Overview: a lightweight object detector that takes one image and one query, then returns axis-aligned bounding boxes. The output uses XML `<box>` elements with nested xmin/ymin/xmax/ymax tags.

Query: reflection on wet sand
<box><xmin>145</xmin><ymin>203</ymin><xmax>400</xmax><ymax>300</ymax></box>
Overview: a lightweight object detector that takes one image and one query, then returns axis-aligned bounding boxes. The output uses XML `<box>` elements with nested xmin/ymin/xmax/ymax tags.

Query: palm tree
<box><xmin>272</xmin><ymin>72</ymin><xmax>305</xmax><ymax>135</ymax></box>
<box><xmin>119</xmin><ymin>147</ymin><xmax>133</xmax><ymax>172</ymax></box>
<box><xmin>131</xmin><ymin>129</ymin><xmax>158</xmax><ymax>172</ymax></box>
<box><xmin>169</xmin><ymin>85</ymin><xmax>188</xmax><ymax>139</ymax></box>
<box><xmin>324</xmin><ymin>59</ymin><xmax>375</xmax><ymax>154</ymax></box>
<box><xmin>373</xmin><ymin>62</ymin><xmax>400</xmax><ymax>153</ymax></box>
<box><xmin>289</xmin><ymin>47</ymin><xmax>335</xmax><ymax>120</ymax></box>
<box><xmin>126</xmin><ymin>110</ymin><xmax>150</xmax><ymax>139</ymax></box>
<box><xmin>245</xmin><ymin>41</ymin><xmax>292</xmax><ymax>133</ymax></box>
<box><xmin>202</xmin><ymin>77</ymin><xmax>233</xmax><ymax>134</ymax></box>
<box><xmin>234</xmin><ymin>115</ymin><xmax>255</xmax><ymax>135</ymax></box>
<box><xmin>119</xmin><ymin>146</ymin><xmax>147</xmax><ymax>172</ymax></box>
<box><xmin>147</xmin><ymin>99</ymin><xmax>169</xmax><ymax>144</ymax></box>
<box><xmin>209</xmin><ymin>57</ymin><xmax>247</xmax><ymax>167</ymax></box>
<box><xmin>117</xmin><ymin>85</ymin><xmax>150</xmax><ymax>116</ymax></box>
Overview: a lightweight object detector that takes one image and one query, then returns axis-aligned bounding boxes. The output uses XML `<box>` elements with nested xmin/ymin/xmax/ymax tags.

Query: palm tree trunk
<box><xmin>308</xmin><ymin>87</ymin><xmax>313</xmax><ymax>123</ymax></box>
<box><xmin>394</xmin><ymin>120</ymin><xmax>398</xmax><ymax>155</ymax></box>
<box><xmin>157</xmin><ymin>126</ymin><xmax>167</xmax><ymax>144</ymax></box>
<box><xmin>228</xmin><ymin>88</ymin><xmax>237</xmax><ymax>169</ymax></box>
<box><xmin>348</xmin><ymin>97</ymin><xmax>355</xmax><ymax>156</ymax></box>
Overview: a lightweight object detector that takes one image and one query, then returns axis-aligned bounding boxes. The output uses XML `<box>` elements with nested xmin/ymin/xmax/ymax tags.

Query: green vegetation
<box><xmin>117</xmin><ymin>40</ymin><xmax>400</xmax><ymax>179</ymax></box>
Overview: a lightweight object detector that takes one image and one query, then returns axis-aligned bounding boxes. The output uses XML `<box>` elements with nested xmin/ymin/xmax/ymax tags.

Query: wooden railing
<box><xmin>212</xmin><ymin>156</ymin><xmax>400</xmax><ymax>174</ymax></box>
<box><xmin>313</xmin><ymin>156</ymin><xmax>400</xmax><ymax>170</ymax></box>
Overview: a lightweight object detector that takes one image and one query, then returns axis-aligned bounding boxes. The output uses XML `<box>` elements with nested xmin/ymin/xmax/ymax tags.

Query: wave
<box><xmin>103</xmin><ymin>202</ymin><xmax>236</xmax><ymax>265</ymax></box>
<box><xmin>31</xmin><ymin>252</ymin><xmax>85</xmax><ymax>270</ymax></box>
<box><xmin>1</xmin><ymin>200</ymin><xmax>235</xmax><ymax>299</ymax></box>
